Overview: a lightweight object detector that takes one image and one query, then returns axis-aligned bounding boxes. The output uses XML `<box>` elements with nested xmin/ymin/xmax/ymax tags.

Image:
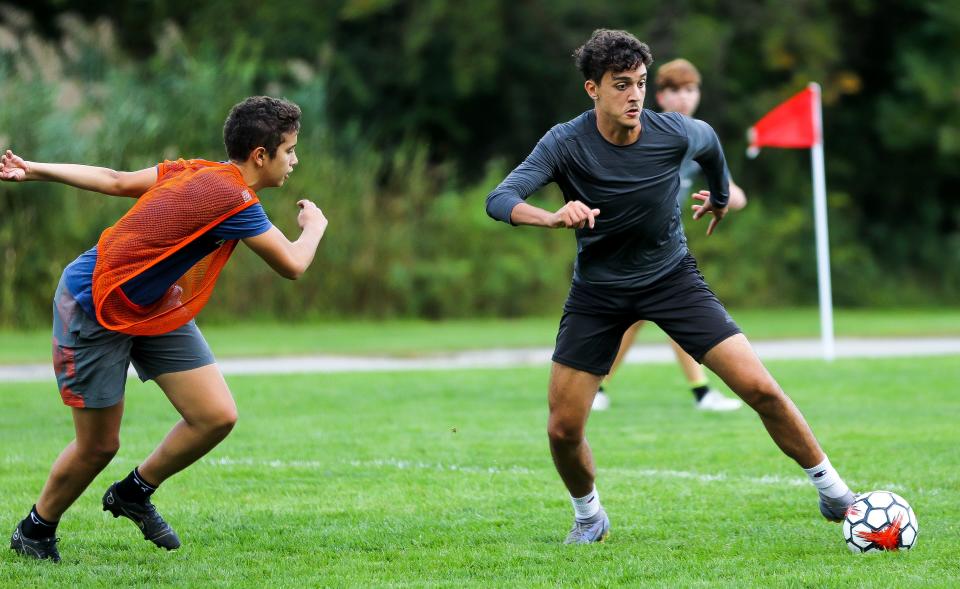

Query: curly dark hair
<box><xmin>223</xmin><ymin>96</ymin><xmax>302</xmax><ymax>161</ymax></box>
<box><xmin>573</xmin><ymin>29</ymin><xmax>653</xmax><ymax>83</ymax></box>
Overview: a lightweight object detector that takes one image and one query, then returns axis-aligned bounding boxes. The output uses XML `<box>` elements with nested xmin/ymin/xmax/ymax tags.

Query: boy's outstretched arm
<box><xmin>0</xmin><ymin>149</ymin><xmax>156</xmax><ymax>198</ymax></box>
<box><xmin>243</xmin><ymin>199</ymin><xmax>328</xmax><ymax>280</ymax></box>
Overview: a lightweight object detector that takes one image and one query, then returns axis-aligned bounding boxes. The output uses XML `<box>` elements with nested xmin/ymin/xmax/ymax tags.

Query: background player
<box><xmin>594</xmin><ymin>58</ymin><xmax>746</xmax><ymax>412</ymax></box>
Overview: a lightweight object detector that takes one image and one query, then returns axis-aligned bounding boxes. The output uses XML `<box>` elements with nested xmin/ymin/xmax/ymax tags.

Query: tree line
<box><xmin>1</xmin><ymin>0</ymin><xmax>956</xmax><ymax>326</ymax></box>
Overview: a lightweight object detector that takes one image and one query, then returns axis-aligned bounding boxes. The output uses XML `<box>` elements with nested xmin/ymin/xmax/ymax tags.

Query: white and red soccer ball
<box><xmin>842</xmin><ymin>490</ymin><xmax>918</xmax><ymax>553</ymax></box>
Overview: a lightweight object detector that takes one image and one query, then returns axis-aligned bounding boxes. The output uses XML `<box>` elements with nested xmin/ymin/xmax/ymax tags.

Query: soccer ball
<box><xmin>842</xmin><ymin>490</ymin><xmax>918</xmax><ymax>553</ymax></box>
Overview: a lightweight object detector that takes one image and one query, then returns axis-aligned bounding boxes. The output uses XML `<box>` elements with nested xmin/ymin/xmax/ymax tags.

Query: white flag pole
<box><xmin>809</xmin><ymin>82</ymin><xmax>835</xmax><ymax>361</ymax></box>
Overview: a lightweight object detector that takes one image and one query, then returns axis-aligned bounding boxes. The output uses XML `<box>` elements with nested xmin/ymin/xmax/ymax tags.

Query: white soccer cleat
<box><xmin>592</xmin><ymin>391</ymin><xmax>610</xmax><ymax>411</ymax></box>
<box><xmin>695</xmin><ymin>389</ymin><xmax>743</xmax><ymax>412</ymax></box>
<box><xmin>563</xmin><ymin>509</ymin><xmax>611</xmax><ymax>544</ymax></box>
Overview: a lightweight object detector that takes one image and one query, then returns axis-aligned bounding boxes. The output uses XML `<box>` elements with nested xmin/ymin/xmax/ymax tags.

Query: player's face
<box><xmin>266</xmin><ymin>131</ymin><xmax>299</xmax><ymax>187</ymax></box>
<box><xmin>588</xmin><ymin>65</ymin><xmax>647</xmax><ymax>131</ymax></box>
<box><xmin>656</xmin><ymin>84</ymin><xmax>701</xmax><ymax>117</ymax></box>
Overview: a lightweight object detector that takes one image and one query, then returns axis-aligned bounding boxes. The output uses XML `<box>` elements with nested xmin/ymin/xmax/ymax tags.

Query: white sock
<box><xmin>803</xmin><ymin>457</ymin><xmax>851</xmax><ymax>499</ymax></box>
<box><xmin>571</xmin><ymin>486</ymin><xmax>601</xmax><ymax>521</ymax></box>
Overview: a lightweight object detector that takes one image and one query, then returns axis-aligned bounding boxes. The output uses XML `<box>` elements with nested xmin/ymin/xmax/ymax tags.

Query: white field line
<box><xmin>199</xmin><ymin>456</ymin><xmax>929</xmax><ymax>495</ymax></box>
<box><xmin>0</xmin><ymin>453</ymin><xmax>938</xmax><ymax>495</ymax></box>
<box><xmin>203</xmin><ymin>456</ymin><xmax>535</xmax><ymax>475</ymax></box>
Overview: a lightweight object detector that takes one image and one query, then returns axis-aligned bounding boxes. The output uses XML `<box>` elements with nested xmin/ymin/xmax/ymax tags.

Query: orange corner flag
<box><xmin>747</xmin><ymin>85</ymin><xmax>819</xmax><ymax>157</ymax></box>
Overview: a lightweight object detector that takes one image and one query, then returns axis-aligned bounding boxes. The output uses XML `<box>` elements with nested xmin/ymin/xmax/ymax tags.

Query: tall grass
<box><xmin>0</xmin><ymin>10</ymin><xmax>572</xmax><ymax>327</ymax></box>
<box><xmin>0</xmin><ymin>9</ymin><xmax>955</xmax><ymax>328</ymax></box>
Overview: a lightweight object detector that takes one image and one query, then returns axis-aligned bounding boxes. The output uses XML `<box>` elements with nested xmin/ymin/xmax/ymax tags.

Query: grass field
<box><xmin>2</xmin><ymin>356</ymin><xmax>958</xmax><ymax>587</ymax></box>
<box><xmin>2</xmin><ymin>307</ymin><xmax>960</xmax><ymax>364</ymax></box>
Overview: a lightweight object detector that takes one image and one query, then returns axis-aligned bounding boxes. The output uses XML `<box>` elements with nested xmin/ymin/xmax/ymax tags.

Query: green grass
<box><xmin>2</xmin><ymin>307</ymin><xmax>960</xmax><ymax>364</ymax></box>
<box><xmin>1</xmin><ymin>357</ymin><xmax>958</xmax><ymax>587</ymax></box>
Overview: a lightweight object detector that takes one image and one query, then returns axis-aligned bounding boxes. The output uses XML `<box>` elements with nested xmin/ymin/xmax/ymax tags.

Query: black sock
<box><xmin>115</xmin><ymin>467</ymin><xmax>158</xmax><ymax>504</ymax></box>
<box><xmin>692</xmin><ymin>385</ymin><xmax>710</xmax><ymax>402</ymax></box>
<box><xmin>21</xmin><ymin>505</ymin><xmax>58</xmax><ymax>540</ymax></box>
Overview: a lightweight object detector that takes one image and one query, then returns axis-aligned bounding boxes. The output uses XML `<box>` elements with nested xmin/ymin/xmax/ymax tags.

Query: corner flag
<box><xmin>747</xmin><ymin>83</ymin><xmax>835</xmax><ymax>361</ymax></box>
<box><xmin>747</xmin><ymin>86</ymin><xmax>818</xmax><ymax>156</ymax></box>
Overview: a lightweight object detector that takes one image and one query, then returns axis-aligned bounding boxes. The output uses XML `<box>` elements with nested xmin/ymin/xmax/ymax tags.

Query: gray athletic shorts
<box><xmin>51</xmin><ymin>276</ymin><xmax>216</xmax><ymax>409</ymax></box>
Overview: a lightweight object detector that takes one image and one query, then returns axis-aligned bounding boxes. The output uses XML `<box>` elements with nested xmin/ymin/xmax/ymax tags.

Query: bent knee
<box><xmin>738</xmin><ymin>378</ymin><xmax>785</xmax><ymax>412</ymax></box>
<box><xmin>78</xmin><ymin>439</ymin><xmax>120</xmax><ymax>463</ymax></box>
<box><xmin>547</xmin><ymin>420</ymin><xmax>585</xmax><ymax>446</ymax></box>
<box><xmin>184</xmin><ymin>400</ymin><xmax>238</xmax><ymax>433</ymax></box>
<box><xmin>204</xmin><ymin>407</ymin><xmax>238</xmax><ymax>436</ymax></box>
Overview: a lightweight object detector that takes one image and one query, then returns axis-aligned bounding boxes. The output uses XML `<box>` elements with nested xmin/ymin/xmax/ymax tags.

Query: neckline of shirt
<box><xmin>588</xmin><ymin>109</ymin><xmax>646</xmax><ymax>149</ymax></box>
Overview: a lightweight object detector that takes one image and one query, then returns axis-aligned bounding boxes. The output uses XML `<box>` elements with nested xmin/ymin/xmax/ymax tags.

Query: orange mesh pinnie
<box><xmin>92</xmin><ymin>159</ymin><xmax>258</xmax><ymax>335</ymax></box>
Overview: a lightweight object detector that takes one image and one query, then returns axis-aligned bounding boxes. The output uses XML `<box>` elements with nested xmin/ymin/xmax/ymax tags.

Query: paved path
<box><xmin>2</xmin><ymin>337</ymin><xmax>959</xmax><ymax>383</ymax></box>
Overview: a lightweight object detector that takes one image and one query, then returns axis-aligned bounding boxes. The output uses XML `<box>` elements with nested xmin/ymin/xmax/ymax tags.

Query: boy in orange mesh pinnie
<box><xmin>3</xmin><ymin>96</ymin><xmax>327</xmax><ymax>563</ymax></box>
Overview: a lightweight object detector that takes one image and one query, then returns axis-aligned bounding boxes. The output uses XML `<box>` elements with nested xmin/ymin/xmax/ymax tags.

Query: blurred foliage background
<box><xmin>1</xmin><ymin>0</ymin><xmax>958</xmax><ymax>327</ymax></box>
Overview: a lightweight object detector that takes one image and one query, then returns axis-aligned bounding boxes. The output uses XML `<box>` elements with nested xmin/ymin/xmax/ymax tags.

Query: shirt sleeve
<box><xmin>485</xmin><ymin>130</ymin><xmax>561</xmax><ymax>224</ymax></box>
<box><xmin>681</xmin><ymin>117</ymin><xmax>731</xmax><ymax>208</ymax></box>
<box><xmin>211</xmin><ymin>203</ymin><xmax>273</xmax><ymax>240</ymax></box>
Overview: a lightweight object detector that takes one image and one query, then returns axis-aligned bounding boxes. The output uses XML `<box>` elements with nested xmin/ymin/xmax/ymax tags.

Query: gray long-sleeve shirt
<box><xmin>485</xmin><ymin>108</ymin><xmax>730</xmax><ymax>289</ymax></box>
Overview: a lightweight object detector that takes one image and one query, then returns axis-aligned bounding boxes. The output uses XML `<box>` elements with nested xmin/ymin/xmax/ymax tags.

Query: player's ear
<box><xmin>584</xmin><ymin>79</ymin><xmax>598</xmax><ymax>101</ymax></box>
<box><xmin>250</xmin><ymin>146</ymin><xmax>267</xmax><ymax>167</ymax></box>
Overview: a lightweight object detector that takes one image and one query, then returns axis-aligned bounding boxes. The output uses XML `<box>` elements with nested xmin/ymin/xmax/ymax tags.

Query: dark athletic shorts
<box><xmin>51</xmin><ymin>275</ymin><xmax>217</xmax><ymax>409</ymax></box>
<box><xmin>552</xmin><ymin>254</ymin><xmax>741</xmax><ymax>375</ymax></box>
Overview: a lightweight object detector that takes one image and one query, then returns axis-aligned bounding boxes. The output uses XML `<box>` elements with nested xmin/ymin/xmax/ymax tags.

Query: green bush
<box><xmin>0</xmin><ymin>9</ymin><xmax>957</xmax><ymax>328</ymax></box>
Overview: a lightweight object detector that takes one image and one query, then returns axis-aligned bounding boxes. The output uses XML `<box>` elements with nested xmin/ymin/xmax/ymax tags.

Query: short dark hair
<box><xmin>223</xmin><ymin>96</ymin><xmax>301</xmax><ymax>161</ymax></box>
<box><xmin>573</xmin><ymin>29</ymin><xmax>653</xmax><ymax>83</ymax></box>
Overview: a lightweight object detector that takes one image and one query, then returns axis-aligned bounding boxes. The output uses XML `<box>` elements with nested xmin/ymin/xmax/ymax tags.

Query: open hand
<box><xmin>0</xmin><ymin>149</ymin><xmax>29</xmax><ymax>182</ymax></box>
<box><xmin>691</xmin><ymin>190</ymin><xmax>727</xmax><ymax>236</ymax></box>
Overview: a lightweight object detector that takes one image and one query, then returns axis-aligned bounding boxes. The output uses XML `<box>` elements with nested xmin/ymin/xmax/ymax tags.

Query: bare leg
<box><xmin>548</xmin><ymin>362</ymin><xmax>604</xmax><ymax>497</ymax></box>
<box><xmin>137</xmin><ymin>365</ymin><xmax>237</xmax><ymax>485</ymax></box>
<box><xmin>35</xmin><ymin>402</ymin><xmax>125</xmax><ymax>521</ymax></box>
<box><xmin>669</xmin><ymin>338</ymin><xmax>707</xmax><ymax>385</ymax></box>
<box><xmin>702</xmin><ymin>334</ymin><xmax>824</xmax><ymax>468</ymax></box>
<box><xmin>605</xmin><ymin>321</ymin><xmax>644</xmax><ymax>384</ymax></box>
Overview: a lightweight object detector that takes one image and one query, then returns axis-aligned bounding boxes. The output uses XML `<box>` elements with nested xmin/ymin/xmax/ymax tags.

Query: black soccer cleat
<box><xmin>10</xmin><ymin>521</ymin><xmax>60</xmax><ymax>563</ymax></box>
<box><xmin>102</xmin><ymin>482</ymin><xmax>181</xmax><ymax>550</ymax></box>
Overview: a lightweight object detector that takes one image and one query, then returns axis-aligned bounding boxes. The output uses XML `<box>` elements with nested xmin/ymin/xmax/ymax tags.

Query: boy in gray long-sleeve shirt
<box><xmin>486</xmin><ymin>28</ymin><xmax>855</xmax><ymax>545</ymax></box>
<box><xmin>486</xmin><ymin>103</ymin><xmax>728</xmax><ymax>288</ymax></box>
